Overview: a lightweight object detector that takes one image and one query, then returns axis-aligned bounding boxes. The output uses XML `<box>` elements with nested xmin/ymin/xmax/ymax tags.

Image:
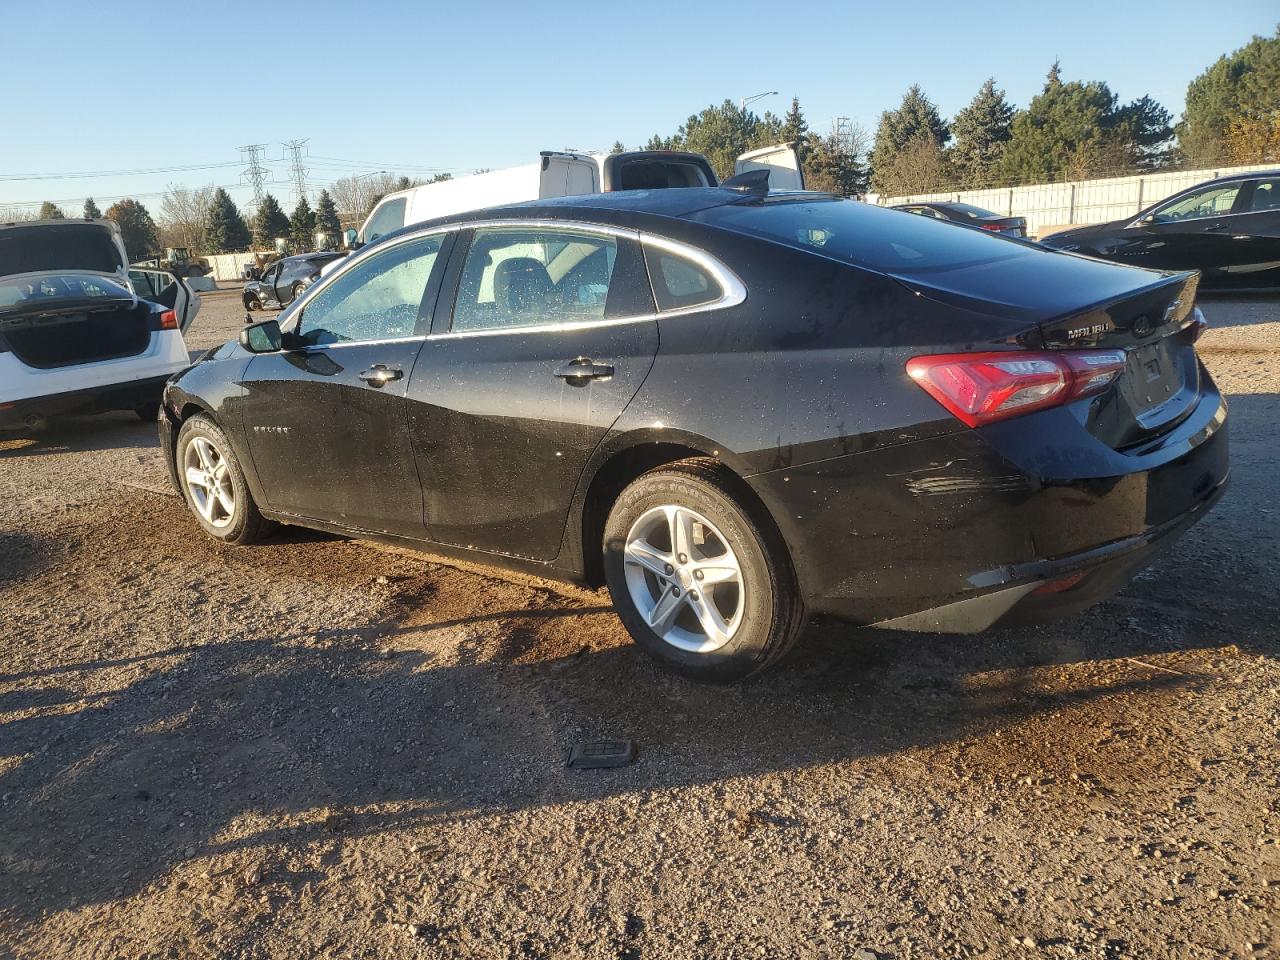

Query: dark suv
<box><xmin>243</xmin><ymin>253</ymin><xmax>345</xmax><ymax>310</ymax></box>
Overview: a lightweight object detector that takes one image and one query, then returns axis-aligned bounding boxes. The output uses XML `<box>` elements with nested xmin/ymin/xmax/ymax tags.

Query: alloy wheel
<box><xmin>183</xmin><ymin>436</ymin><xmax>236</xmax><ymax>529</ymax></box>
<box><xmin>622</xmin><ymin>504</ymin><xmax>745</xmax><ymax>653</ymax></box>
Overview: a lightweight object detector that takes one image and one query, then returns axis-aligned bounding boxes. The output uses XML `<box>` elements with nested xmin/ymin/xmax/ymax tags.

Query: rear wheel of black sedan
<box><xmin>603</xmin><ymin>459</ymin><xmax>805</xmax><ymax>681</ymax></box>
<box><xmin>176</xmin><ymin>414</ymin><xmax>273</xmax><ymax>545</ymax></box>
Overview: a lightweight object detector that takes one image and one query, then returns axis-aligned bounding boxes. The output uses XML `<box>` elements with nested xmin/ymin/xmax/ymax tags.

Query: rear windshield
<box><xmin>0</xmin><ymin>224</ymin><xmax>123</xmax><ymax>276</ymax></box>
<box><xmin>0</xmin><ymin>274</ymin><xmax>132</xmax><ymax>311</ymax></box>
<box><xmin>946</xmin><ymin>202</ymin><xmax>1000</xmax><ymax>220</ymax></box>
<box><xmin>705</xmin><ymin>197</ymin><xmax>1024</xmax><ymax>273</ymax></box>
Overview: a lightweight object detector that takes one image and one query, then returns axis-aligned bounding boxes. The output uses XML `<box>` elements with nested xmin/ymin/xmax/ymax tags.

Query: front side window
<box><xmin>1248</xmin><ymin>178</ymin><xmax>1280</xmax><ymax>212</ymax></box>
<box><xmin>1151</xmin><ymin>184</ymin><xmax>1241</xmax><ymax>223</ymax></box>
<box><xmin>644</xmin><ymin>247</ymin><xmax>723</xmax><ymax>311</ymax></box>
<box><xmin>363</xmin><ymin>197</ymin><xmax>408</xmax><ymax>243</ymax></box>
<box><xmin>297</xmin><ymin>235</ymin><xmax>441</xmax><ymax>346</ymax></box>
<box><xmin>452</xmin><ymin>228</ymin><xmax>617</xmax><ymax>333</ymax></box>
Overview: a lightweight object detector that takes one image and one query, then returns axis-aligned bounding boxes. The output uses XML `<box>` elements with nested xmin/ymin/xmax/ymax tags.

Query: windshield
<box><xmin>704</xmin><ymin>197</ymin><xmax>1025</xmax><ymax>274</ymax></box>
<box><xmin>0</xmin><ymin>274</ymin><xmax>133</xmax><ymax>311</ymax></box>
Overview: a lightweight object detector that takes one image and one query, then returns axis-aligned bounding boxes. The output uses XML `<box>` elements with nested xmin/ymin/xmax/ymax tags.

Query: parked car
<box><xmin>1</xmin><ymin>219</ymin><xmax>198</xmax><ymax>433</ymax></box>
<box><xmin>353</xmin><ymin>144</ymin><xmax>805</xmax><ymax>246</ymax></box>
<box><xmin>160</xmin><ymin>187</ymin><xmax>1227</xmax><ymax>681</ymax></box>
<box><xmin>892</xmin><ymin>201</ymin><xmax>1027</xmax><ymax>237</ymax></box>
<box><xmin>1040</xmin><ymin>170</ymin><xmax>1280</xmax><ymax>289</ymax></box>
<box><xmin>243</xmin><ymin>253</ymin><xmax>345</xmax><ymax>310</ymax></box>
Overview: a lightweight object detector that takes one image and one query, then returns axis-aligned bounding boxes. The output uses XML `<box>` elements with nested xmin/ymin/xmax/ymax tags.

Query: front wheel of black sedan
<box><xmin>603</xmin><ymin>459</ymin><xmax>805</xmax><ymax>681</ymax></box>
<box><xmin>176</xmin><ymin>414</ymin><xmax>273</xmax><ymax>545</ymax></box>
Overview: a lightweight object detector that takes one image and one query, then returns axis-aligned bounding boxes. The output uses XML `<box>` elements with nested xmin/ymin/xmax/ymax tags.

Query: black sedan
<box><xmin>160</xmin><ymin>188</ymin><xmax>1228</xmax><ymax>680</ymax></box>
<box><xmin>892</xmin><ymin>201</ymin><xmax>1027</xmax><ymax>237</ymax></box>
<box><xmin>242</xmin><ymin>252</ymin><xmax>344</xmax><ymax>310</ymax></box>
<box><xmin>1041</xmin><ymin>170</ymin><xmax>1280</xmax><ymax>289</ymax></box>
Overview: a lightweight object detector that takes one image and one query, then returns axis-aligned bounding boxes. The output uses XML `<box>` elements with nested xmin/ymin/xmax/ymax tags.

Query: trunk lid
<box><xmin>0</xmin><ymin>219</ymin><xmax>130</xmax><ymax>280</ymax></box>
<box><xmin>891</xmin><ymin>251</ymin><xmax>1203</xmax><ymax>450</ymax></box>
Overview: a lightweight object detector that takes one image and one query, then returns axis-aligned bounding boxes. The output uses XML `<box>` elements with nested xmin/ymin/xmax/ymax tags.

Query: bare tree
<box><xmin>0</xmin><ymin>206</ymin><xmax>40</xmax><ymax>222</ymax></box>
<box><xmin>158</xmin><ymin>182</ymin><xmax>217</xmax><ymax>252</ymax></box>
<box><xmin>329</xmin><ymin>172</ymin><xmax>427</xmax><ymax>228</ymax></box>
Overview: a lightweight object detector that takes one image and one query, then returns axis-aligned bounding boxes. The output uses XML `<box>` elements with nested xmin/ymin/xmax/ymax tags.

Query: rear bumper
<box><xmin>0</xmin><ymin>375</ymin><xmax>171</xmax><ymax>431</ymax></box>
<box><xmin>746</xmin><ymin>377</ymin><xmax>1229</xmax><ymax>632</ymax></box>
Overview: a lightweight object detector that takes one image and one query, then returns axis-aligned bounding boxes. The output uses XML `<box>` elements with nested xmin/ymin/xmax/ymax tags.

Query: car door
<box><xmin>128</xmin><ymin>267</ymin><xmax>198</xmax><ymax>332</ymax></box>
<box><xmin>259</xmin><ymin>262</ymin><xmax>283</xmax><ymax>306</ymax></box>
<box><xmin>235</xmin><ymin>231</ymin><xmax>453</xmax><ymax>534</ymax></box>
<box><xmin>734</xmin><ymin>143</ymin><xmax>805</xmax><ymax>190</ymax></box>
<box><xmin>406</xmin><ymin>223</ymin><xmax>658</xmax><ymax>560</ymax></box>
<box><xmin>1208</xmin><ymin>176</ymin><xmax>1280</xmax><ymax>289</ymax></box>
<box><xmin>1118</xmin><ymin>180</ymin><xmax>1246</xmax><ymax>274</ymax></box>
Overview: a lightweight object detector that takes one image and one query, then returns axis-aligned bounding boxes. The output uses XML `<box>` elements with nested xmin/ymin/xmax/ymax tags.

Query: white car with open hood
<box><xmin>0</xmin><ymin>219</ymin><xmax>199</xmax><ymax>433</ymax></box>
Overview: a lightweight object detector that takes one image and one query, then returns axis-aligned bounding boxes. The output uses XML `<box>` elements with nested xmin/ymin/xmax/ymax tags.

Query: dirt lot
<box><xmin>1</xmin><ymin>287</ymin><xmax>1277</xmax><ymax>959</ymax></box>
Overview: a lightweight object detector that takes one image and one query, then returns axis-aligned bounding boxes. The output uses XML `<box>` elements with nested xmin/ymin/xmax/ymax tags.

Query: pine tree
<box><xmin>870</xmin><ymin>85</ymin><xmax>950</xmax><ymax>194</ymax></box>
<box><xmin>1179</xmin><ymin>28</ymin><xmax>1280</xmax><ymax>164</ymax></box>
<box><xmin>104</xmin><ymin>199</ymin><xmax>159</xmax><ymax>260</ymax></box>
<box><xmin>82</xmin><ymin>197</ymin><xmax>102</xmax><ymax>219</ymax></box>
<box><xmin>253</xmin><ymin>194</ymin><xmax>290</xmax><ymax>249</ymax></box>
<box><xmin>610</xmin><ymin>141</ymin><xmax>626</xmax><ymax>154</ymax></box>
<box><xmin>37</xmin><ymin>201</ymin><xmax>65</xmax><ymax>220</ymax></box>
<box><xmin>801</xmin><ymin>132</ymin><xmax>868</xmax><ymax>196</ymax></box>
<box><xmin>314</xmin><ymin>190</ymin><xmax>341</xmax><ymax>247</ymax></box>
<box><xmin>782</xmin><ymin>97</ymin><xmax>808</xmax><ymax>143</ymax></box>
<box><xmin>950</xmin><ymin>79</ymin><xmax>1014</xmax><ymax>188</ymax></box>
<box><xmin>290</xmin><ymin>197</ymin><xmax>316</xmax><ymax>252</ymax></box>
<box><xmin>203</xmin><ymin>188</ymin><xmax>251</xmax><ymax>253</ymax></box>
<box><xmin>1000</xmin><ymin>63</ymin><xmax>1171</xmax><ymax>183</ymax></box>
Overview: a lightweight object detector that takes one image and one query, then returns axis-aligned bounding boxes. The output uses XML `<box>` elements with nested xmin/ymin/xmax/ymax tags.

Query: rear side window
<box><xmin>1249</xmin><ymin>178</ymin><xmax>1280</xmax><ymax>212</ymax></box>
<box><xmin>643</xmin><ymin>247</ymin><xmax>722</xmax><ymax>311</ymax></box>
<box><xmin>705</xmin><ymin>197</ymin><xmax>1025</xmax><ymax>273</ymax></box>
<box><xmin>362</xmin><ymin>197</ymin><xmax>407</xmax><ymax>243</ymax></box>
<box><xmin>452</xmin><ymin>228</ymin><xmax>617</xmax><ymax>333</ymax></box>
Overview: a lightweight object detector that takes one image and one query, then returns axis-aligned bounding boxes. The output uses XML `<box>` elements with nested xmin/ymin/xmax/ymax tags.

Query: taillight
<box><xmin>980</xmin><ymin>222</ymin><xmax>1005</xmax><ymax>232</ymax></box>
<box><xmin>906</xmin><ymin>349</ymin><xmax>1126</xmax><ymax>427</ymax></box>
<box><xmin>1186</xmin><ymin>306</ymin><xmax>1208</xmax><ymax>343</ymax></box>
<box><xmin>159</xmin><ymin>309</ymin><xmax>178</xmax><ymax>330</ymax></box>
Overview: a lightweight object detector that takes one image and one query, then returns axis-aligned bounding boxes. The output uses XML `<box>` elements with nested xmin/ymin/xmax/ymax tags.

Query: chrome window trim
<box><xmin>1128</xmin><ymin>180</ymin><xmax>1257</xmax><ymax>228</ymax></box>
<box><xmin>424</xmin><ymin>224</ymin><xmax>747</xmax><ymax>340</ymax></box>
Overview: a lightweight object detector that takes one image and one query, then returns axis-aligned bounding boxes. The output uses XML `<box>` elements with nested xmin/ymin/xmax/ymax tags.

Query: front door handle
<box><xmin>358</xmin><ymin>364</ymin><xmax>403</xmax><ymax>387</ymax></box>
<box><xmin>553</xmin><ymin>358</ymin><xmax>614</xmax><ymax>383</ymax></box>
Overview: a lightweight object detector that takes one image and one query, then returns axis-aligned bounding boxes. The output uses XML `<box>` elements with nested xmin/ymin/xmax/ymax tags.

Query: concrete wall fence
<box><xmin>876</xmin><ymin>163</ymin><xmax>1277</xmax><ymax>238</ymax></box>
<box><xmin>204</xmin><ymin>252</ymin><xmax>266</xmax><ymax>282</ymax></box>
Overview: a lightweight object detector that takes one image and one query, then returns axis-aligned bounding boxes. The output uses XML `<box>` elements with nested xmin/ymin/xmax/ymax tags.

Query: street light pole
<box><xmin>739</xmin><ymin>91</ymin><xmax>778</xmax><ymax>111</ymax></box>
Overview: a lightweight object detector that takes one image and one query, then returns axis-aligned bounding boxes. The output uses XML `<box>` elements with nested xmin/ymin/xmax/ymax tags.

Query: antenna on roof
<box><xmin>720</xmin><ymin>169</ymin><xmax>771</xmax><ymax>196</ymax></box>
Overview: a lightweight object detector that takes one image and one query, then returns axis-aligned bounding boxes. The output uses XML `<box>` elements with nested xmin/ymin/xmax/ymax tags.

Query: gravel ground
<box><xmin>0</xmin><ymin>287</ymin><xmax>1277</xmax><ymax>960</ymax></box>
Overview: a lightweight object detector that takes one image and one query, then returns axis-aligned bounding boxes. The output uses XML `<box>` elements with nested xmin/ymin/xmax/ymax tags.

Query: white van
<box><xmin>355</xmin><ymin>144</ymin><xmax>804</xmax><ymax>246</ymax></box>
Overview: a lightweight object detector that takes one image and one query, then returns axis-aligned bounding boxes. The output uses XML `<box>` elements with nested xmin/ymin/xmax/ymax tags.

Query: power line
<box><xmin>239</xmin><ymin>144</ymin><xmax>270</xmax><ymax>209</ymax></box>
<box><xmin>0</xmin><ymin>160</ymin><xmax>243</xmax><ymax>182</ymax></box>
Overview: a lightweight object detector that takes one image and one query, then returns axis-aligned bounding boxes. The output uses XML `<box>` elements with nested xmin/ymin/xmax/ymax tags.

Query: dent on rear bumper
<box><xmin>746</xmin><ymin>388</ymin><xmax>1229</xmax><ymax>628</ymax></box>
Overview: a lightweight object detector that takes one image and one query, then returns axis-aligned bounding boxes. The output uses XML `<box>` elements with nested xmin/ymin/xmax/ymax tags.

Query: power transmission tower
<box><xmin>239</xmin><ymin>143</ymin><xmax>269</xmax><ymax>209</ymax></box>
<box><xmin>831</xmin><ymin>117</ymin><xmax>853</xmax><ymax>153</ymax></box>
<box><xmin>282</xmin><ymin>139</ymin><xmax>310</xmax><ymax>205</ymax></box>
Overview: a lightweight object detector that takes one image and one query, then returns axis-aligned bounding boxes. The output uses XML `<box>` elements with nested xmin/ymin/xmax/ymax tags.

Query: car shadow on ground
<box><xmin>0</xmin><ymin>395</ymin><xmax>1274</xmax><ymax>933</ymax></box>
<box><xmin>0</xmin><ymin>413</ymin><xmax>158</xmax><ymax>458</ymax></box>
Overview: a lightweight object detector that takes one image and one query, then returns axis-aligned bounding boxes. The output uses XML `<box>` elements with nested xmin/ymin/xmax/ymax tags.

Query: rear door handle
<box><xmin>358</xmin><ymin>364</ymin><xmax>403</xmax><ymax>387</ymax></box>
<box><xmin>553</xmin><ymin>358</ymin><xmax>614</xmax><ymax>383</ymax></box>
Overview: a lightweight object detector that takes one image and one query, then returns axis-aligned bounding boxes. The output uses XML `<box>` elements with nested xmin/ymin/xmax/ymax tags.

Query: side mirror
<box><xmin>239</xmin><ymin>318</ymin><xmax>283</xmax><ymax>354</ymax></box>
<box><xmin>343</xmin><ymin>228</ymin><xmax>362</xmax><ymax>250</ymax></box>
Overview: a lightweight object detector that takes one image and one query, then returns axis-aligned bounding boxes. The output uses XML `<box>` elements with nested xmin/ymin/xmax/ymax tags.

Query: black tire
<box><xmin>290</xmin><ymin>281</ymin><xmax>307</xmax><ymax>303</ymax></box>
<box><xmin>602</xmin><ymin>458</ymin><xmax>805</xmax><ymax>681</ymax></box>
<box><xmin>175</xmin><ymin>414</ymin><xmax>274</xmax><ymax>545</ymax></box>
<box><xmin>244</xmin><ymin>295</ymin><xmax>260</xmax><ymax>311</ymax></box>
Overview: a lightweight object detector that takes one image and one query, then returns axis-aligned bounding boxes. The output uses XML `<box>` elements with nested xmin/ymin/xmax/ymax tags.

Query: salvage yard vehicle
<box><xmin>1</xmin><ymin>219</ymin><xmax>198</xmax><ymax>433</ymax></box>
<box><xmin>354</xmin><ymin>144</ymin><xmax>805</xmax><ymax>245</ymax></box>
<box><xmin>243</xmin><ymin>252</ymin><xmax>344</xmax><ymax>310</ymax></box>
<box><xmin>1040</xmin><ymin>170</ymin><xmax>1280</xmax><ymax>289</ymax></box>
<box><xmin>891</xmin><ymin>201</ymin><xmax>1027</xmax><ymax>237</ymax></box>
<box><xmin>160</xmin><ymin>185</ymin><xmax>1228</xmax><ymax>681</ymax></box>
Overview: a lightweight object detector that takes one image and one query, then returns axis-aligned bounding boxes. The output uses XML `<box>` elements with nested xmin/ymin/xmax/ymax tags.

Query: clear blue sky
<box><xmin>3</xmin><ymin>0</ymin><xmax>1275</xmax><ymax>212</ymax></box>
